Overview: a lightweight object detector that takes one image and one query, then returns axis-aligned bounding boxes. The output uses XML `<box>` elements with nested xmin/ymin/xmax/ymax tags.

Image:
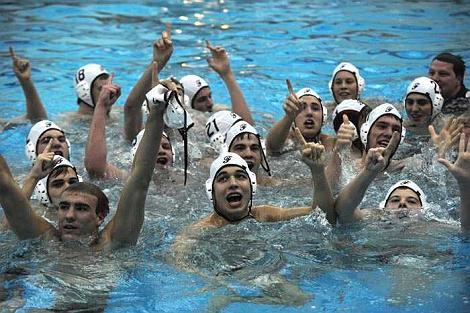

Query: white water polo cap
<box><xmin>205</xmin><ymin>152</ymin><xmax>257</xmax><ymax>202</ymax></box>
<box><xmin>180</xmin><ymin>75</ymin><xmax>209</xmax><ymax>108</ymax></box>
<box><xmin>295</xmin><ymin>88</ymin><xmax>328</xmax><ymax>124</ymax></box>
<box><xmin>329</xmin><ymin>62</ymin><xmax>365</xmax><ymax>102</ymax></box>
<box><xmin>74</xmin><ymin>64</ymin><xmax>109</xmax><ymax>108</ymax></box>
<box><xmin>205</xmin><ymin>111</ymin><xmax>243</xmax><ymax>150</ymax></box>
<box><xmin>379</xmin><ymin>180</ymin><xmax>427</xmax><ymax>210</ymax></box>
<box><xmin>360</xmin><ymin>103</ymin><xmax>406</xmax><ymax>149</ymax></box>
<box><xmin>33</xmin><ymin>155</ymin><xmax>79</xmax><ymax>206</ymax></box>
<box><xmin>131</xmin><ymin>129</ymin><xmax>175</xmax><ymax>164</ymax></box>
<box><xmin>404</xmin><ymin>77</ymin><xmax>444</xmax><ymax>120</ymax></box>
<box><xmin>25</xmin><ymin>120</ymin><xmax>71</xmax><ymax>164</ymax></box>
<box><xmin>223</xmin><ymin>121</ymin><xmax>271</xmax><ymax>176</ymax></box>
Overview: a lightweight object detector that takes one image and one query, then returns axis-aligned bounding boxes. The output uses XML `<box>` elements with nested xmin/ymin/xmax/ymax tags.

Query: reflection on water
<box><xmin>0</xmin><ymin>0</ymin><xmax>469</xmax><ymax>312</ymax></box>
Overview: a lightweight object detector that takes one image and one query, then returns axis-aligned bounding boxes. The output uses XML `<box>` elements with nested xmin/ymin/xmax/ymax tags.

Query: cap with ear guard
<box><xmin>180</xmin><ymin>75</ymin><xmax>209</xmax><ymax>109</ymax></box>
<box><xmin>295</xmin><ymin>88</ymin><xmax>328</xmax><ymax>125</ymax></box>
<box><xmin>328</xmin><ymin>62</ymin><xmax>365</xmax><ymax>103</ymax></box>
<box><xmin>332</xmin><ymin>99</ymin><xmax>368</xmax><ymax>140</ymax></box>
<box><xmin>205</xmin><ymin>110</ymin><xmax>243</xmax><ymax>151</ymax></box>
<box><xmin>131</xmin><ymin>129</ymin><xmax>175</xmax><ymax>165</ymax></box>
<box><xmin>360</xmin><ymin>103</ymin><xmax>406</xmax><ymax>150</ymax></box>
<box><xmin>25</xmin><ymin>120</ymin><xmax>71</xmax><ymax>164</ymax></box>
<box><xmin>224</xmin><ymin>121</ymin><xmax>271</xmax><ymax>176</ymax></box>
<box><xmin>404</xmin><ymin>77</ymin><xmax>444</xmax><ymax>120</ymax></box>
<box><xmin>205</xmin><ymin>152</ymin><xmax>257</xmax><ymax>222</ymax></box>
<box><xmin>379</xmin><ymin>179</ymin><xmax>427</xmax><ymax>209</ymax></box>
<box><xmin>33</xmin><ymin>155</ymin><xmax>80</xmax><ymax>206</ymax></box>
<box><xmin>74</xmin><ymin>64</ymin><xmax>109</xmax><ymax>108</ymax></box>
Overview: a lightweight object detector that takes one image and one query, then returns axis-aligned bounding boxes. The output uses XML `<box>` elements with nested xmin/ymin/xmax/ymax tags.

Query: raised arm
<box><xmin>9</xmin><ymin>47</ymin><xmax>47</xmax><ymax>122</ymax></box>
<box><xmin>335</xmin><ymin>132</ymin><xmax>400</xmax><ymax>224</ymax></box>
<box><xmin>429</xmin><ymin>117</ymin><xmax>462</xmax><ymax>158</ymax></box>
<box><xmin>438</xmin><ymin>133</ymin><xmax>470</xmax><ymax>233</ymax></box>
<box><xmin>266</xmin><ymin>80</ymin><xmax>301</xmax><ymax>154</ymax></box>
<box><xmin>0</xmin><ymin>155</ymin><xmax>54</xmax><ymax>239</ymax></box>
<box><xmin>206</xmin><ymin>41</ymin><xmax>254</xmax><ymax>125</ymax></box>
<box><xmin>103</xmin><ymin>63</ymin><xmax>167</xmax><ymax>247</ymax></box>
<box><xmin>124</xmin><ymin>24</ymin><xmax>173</xmax><ymax>141</ymax></box>
<box><xmin>84</xmin><ymin>74</ymin><xmax>124</xmax><ymax>179</ymax></box>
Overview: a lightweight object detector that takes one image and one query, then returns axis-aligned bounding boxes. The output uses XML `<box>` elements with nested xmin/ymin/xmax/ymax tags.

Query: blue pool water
<box><xmin>0</xmin><ymin>1</ymin><xmax>470</xmax><ymax>312</ymax></box>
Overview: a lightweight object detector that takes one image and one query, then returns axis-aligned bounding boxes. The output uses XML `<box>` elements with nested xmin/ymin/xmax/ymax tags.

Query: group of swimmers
<box><xmin>0</xmin><ymin>24</ymin><xmax>469</xmax><ymax>257</ymax></box>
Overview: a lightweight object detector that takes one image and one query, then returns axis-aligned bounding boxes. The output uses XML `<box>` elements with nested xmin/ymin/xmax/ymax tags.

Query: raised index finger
<box><xmin>205</xmin><ymin>40</ymin><xmax>216</xmax><ymax>52</ymax></box>
<box><xmin>294</xmin><ymin>127</ymin><xmax>308</xmax><ymax>147</ymax></box>
<box><xmin>383</xmin><ymin>131</ymin><xmax>400</xmax><ymax>159</ymax></box>
<box><xmin>43</xmin><ymin>138</ymin><xmax>54</xmax><ymax>154</ymax></box>
<box><xmin>9</xmin><ymin>47</ymin><xmax>17</xmax><ymax>60</ymax></box>
<box><xmin>107</xmin><ymin>72</ymin><xmax>115</xmax><ymax>85</ymax></box>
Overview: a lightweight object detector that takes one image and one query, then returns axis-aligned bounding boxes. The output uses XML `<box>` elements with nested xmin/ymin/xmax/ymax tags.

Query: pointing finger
<box><xmin>165</xmin><ymin>23</ymin><xmax>172</xmax><ymax>40</ymax></box>
<box><xmin>43</xmin><ymin>138</ymin><xmax>54</xmax><ymax>154</ymax></box>
<box><xmin>9</xmin><ymin>47</ymin><xmax>17</xmax><ymax>60</ymax></box>
<box><xmin>383</xmin><ymin>131</ymin><xmax>400</xmax><ymax>159</ymax></box>
<box><xmin>107</xmin><ymin>72</ymin><xmax>114</xmax><ymax>85</ymax></box>
<box><xmin>294</xmin><ymin>127</ymin><xmax>308</xmax><ymax>147</ymax></box>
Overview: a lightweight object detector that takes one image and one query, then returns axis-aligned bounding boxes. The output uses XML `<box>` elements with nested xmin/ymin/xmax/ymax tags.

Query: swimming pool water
<box><xmin>0</xmin><ymin>1</ymin><xmax>469</xmax><ymax>312</ymax></box>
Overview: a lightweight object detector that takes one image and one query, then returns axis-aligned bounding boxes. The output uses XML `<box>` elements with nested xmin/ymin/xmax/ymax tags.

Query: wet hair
<box><xmin>63</xmin><ymin>182</ymin><xmax>110</xmax><ymax>219</ymax></box>
<box><xmin>433</xmin><ymin>53</ymin><xmax>466</xmax><ymax>83</ymax></box>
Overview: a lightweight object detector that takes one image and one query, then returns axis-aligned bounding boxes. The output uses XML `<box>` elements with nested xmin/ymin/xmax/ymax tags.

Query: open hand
<box><xmin>438</xmin><ymin>133</ymin><xmax>470</xmax><ymax>184</ymax></box>
<box><xmin>429</xmin><ymin>117</ymin><xmax>463</xmax><ymax>158</ymax></box>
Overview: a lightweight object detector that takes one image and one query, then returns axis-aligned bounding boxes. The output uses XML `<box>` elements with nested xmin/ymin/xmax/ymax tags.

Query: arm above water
<box><xmin>0</xmin><ymin>155</ymin><xmax>54</xmax><ymax>239</ymax></box>
<box><xmin>9</xmin><ymin>47</ymin><xmax>47</xmax><ymax>122</ymax></box>
<box><xmin>206</xmin><ymin>41</ymin><xmax>254</xmax><ymax>125</ymax></box>
<box><xmin>437</xmin><ymin>133</ymin><xmax>470</xmax><ymax>233</ymax></box>
<box><xmin>101</xmin><ymin>66</ymin><xmax>166</xmax><ymax>248</ymax></box>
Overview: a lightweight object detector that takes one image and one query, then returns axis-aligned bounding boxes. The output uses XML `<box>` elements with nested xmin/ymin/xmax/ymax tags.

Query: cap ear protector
<box><xmin>360</xmin><ymin>103</ymin><xmax>406</xmax><ymax>150</ymax></box>
<box><xmin>32</xmin><ymin>156</ymin><xmax>80</xmax><ymax>206</ymax></box>
<box><xmin>131</xmin><ymin>129</ymin><xmax>175</xmax><ymax>165</ymax></box>
<box><xmin>25</xmin><ymin>120</ymin><xmax>71</xmax><ymax>165</ymax></box>
<box><xmin>205</xmin><ymin>152</ymin><xmax>257</xmax><ymax>222</ymax></box>
<box><xmin>379</xmin><ymin>179</ymin><xmax>427</xmax><ymax>209</ymax></box>
<box><xmin>328</xmin><ymin>62</ymin><xmax>365</xmax><ymax>103</ymax></box>
<box><xmin>205</xmin><ymin>111</ymin><xmax>243</xmax><ymax>151</ymax></box>
<box><xmin>179</xmin><ymin>75</ymin><xmax>209</xmax><ymax>109</ymax></box>
<box><xmin>74</xmin><ymin>64</ymin><xmax>109</xmax><ymax>108</ymax></box>
<box><xmin>404</xmin><ymin>77</ymin><xmax>444</xmax><ymax>120</ymax></box>
<box><xmin>295</xmin><ymin>88</ymin><xmax>328</xmax><ymax>125</ymax></box>
<box><xmin>224</xmin><ymin>121</ymin><xmax>271</xmax><ymax>176</ymax></box>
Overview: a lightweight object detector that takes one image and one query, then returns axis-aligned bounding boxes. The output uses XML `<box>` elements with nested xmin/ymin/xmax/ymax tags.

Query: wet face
<box><xmin>294</xmin><ymin>95</ymin><xmax>323</xmax><ymax>141</ymax></box>
<box><xmin>193</xmin><ymin>87</ymin><xmax>213</xmax><ymax>112</ymax></box>
<box><xmin>47</xmin><ymin>167</ymin><xmax>79</xmax><ymax>207</ymax></box>
<box><xmin>405</xmin><ymin>93</ymin><xmax>433</xmax><ymax>125</ymax></box>
<box><xmin>332</xmin><ymin>70</ymin><xmax>358</xmax><ymax>104</ymax></box>
<box><xmin>385</xmin><ymin>188</ymin><xmax>422</xmax><ymax>210</ymax></box>
<box><xmin>428</xmin><ymin>60</ymin><xmax>461</xmax><ymax>100</ymax></box>
<box><xmin>58</xmin><ymin>191</ymin><xmax>102</xmax><ymax>241</ymax></box>
<box><xmin>155</xmin><ymin>135</ymin><xmax>173</xmax><ymax>168</ymax></box>
<box><xmin>368</xmin><ymin>115</ymin><xmax>402</xmax><ymax>149</ymax></box>
<box><xmin>213</xmin><ymin>166</ymin><xmax>251</xmax><ymax>222</ymax></box>
<box><xmin>91</xmin><ymin>74</ymin><xmax>110</xmax><ymax>107</ymax></box>
<box><xmin>229</xmin><ymin>133</ymin><xmax>262</xmax><ymax>172</ymax></box>
<box><xmin>37</xmin><ymin>129</ymin><xmax>70</xmax><ymax>159</ymax></box>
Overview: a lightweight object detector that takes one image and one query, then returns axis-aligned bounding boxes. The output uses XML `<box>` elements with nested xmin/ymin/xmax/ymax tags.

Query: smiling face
<box><xmin>155</xmin><ymin>136</ymin><xmax>173</xmax><ymax>168</ymax></box>
<box><xmin>58</xmin><ymin>191</ymin><xmax>103</xmax><ymax>241</ymax></box>
<box><xmin>229</xmin><ymin>133</ymin><xmax>261</xmax><ymax>173</ymax></box>
<box><xmin>428</xmin><ymin>60</ymin><xmax>461</xmax><ymax>100</ymax></box>
<box><xmin>193</xmin><ymin>86</ymin><xmax>213</xmax><ymax>112</ymax></box>
<box><xmin>37</xmin><ymin>129</ymin><xmax>70</xmax><ymax>159</ymax></box>
<box><xmin>332</xmin><ymin>70</ymin><xmax>358</xmax><ymax>104</ymax></box>
<box><xmin>213</xmin><ymin>165</ymin><xmax>252</xmax><ymax>222</ymax></box>
<box><xmin>405</xmin><ymin>93</ymin><xmax>433</xmax><ymax>125</ymax></box>
<box><xmin>385</xmin><ymin>187</ymin><xmax>422</xmax><ymax>210</ymax></box>
<box><xmin>294</xmin><ymin>95</ymin><xmax>323</xmax><ymax>141</ymax></box>
<box><xmin>368</xmin><ymin>115</ymin><xmax>402</xmax><ymax>149</ymax></box>
<box><xmin>47</xmin><ymin>167</ymin><xmax>79</xmax><ymax>207</ymax></box>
